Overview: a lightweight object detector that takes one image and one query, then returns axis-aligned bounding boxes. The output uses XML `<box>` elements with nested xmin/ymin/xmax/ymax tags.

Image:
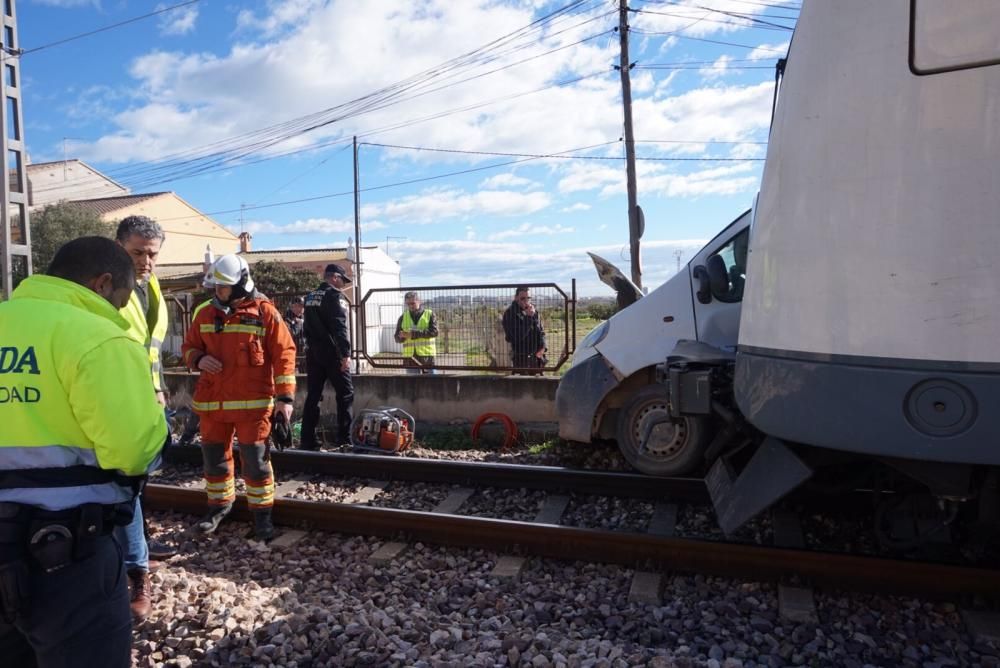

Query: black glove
<box><xmin>270</xmin><ymin>411</ymin><xmax>292</xmax><ymax>454</ymax></box>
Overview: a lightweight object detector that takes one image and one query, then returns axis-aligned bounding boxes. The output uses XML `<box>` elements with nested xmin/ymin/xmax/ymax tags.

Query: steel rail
<box><xmin>144</xmin><ymin>484</ymin><xmax>1000</xmax><ymax>599</ymax></box>
<box><xmin>163</xmin><ymin>445</ymin><xmax>709</xmax><ymax>501</ymax></box>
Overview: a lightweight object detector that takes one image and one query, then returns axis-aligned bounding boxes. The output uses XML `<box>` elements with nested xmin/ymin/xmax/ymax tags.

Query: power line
<box><xmin>631</xmin><ymin>27</ymin><xmax>787</xmax><ymax>51</ymax></box>
<box><xmin>360</xmin><ymin>140</ymin><xmax>765</xmax><ymax>163</ymax></box>
<box><xmin>632</xmin><ymin>7</ymin><xmax>794</xmax><ymax>31</ymax></box>
<box><xmin>635</xmin><ymin>64</ymin><xmax>774</xmax><ymax>70</ymax></box>
<box><xmin>150</xmin><ymin>139</ymin><xmax>764</xmax><ymax>224</ymax></box>
<box><xmin>639</xmin><ymin>0</ymin><xmax>799</xmax><ymax>21</ymax></box>
<box><xmin>36</xmin><ymin>1</ymin><xmax>613</xmax><ymax>196</ymax></box>
<box><xmin>18</xmin><ymin>0</ymin><xmax>202</xmax><ymax>56</ymax></box>
<box><xmin>31</xmin><ymin>2</ymin><xmax>617</xmax><ymax>199</ymax></box>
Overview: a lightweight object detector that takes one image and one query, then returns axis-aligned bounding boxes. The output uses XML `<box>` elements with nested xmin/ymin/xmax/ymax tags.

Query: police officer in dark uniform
<box><xmin>300</xmin><ymin>263</ymin><xmax>354</xmax><ymax>449</ymax></box>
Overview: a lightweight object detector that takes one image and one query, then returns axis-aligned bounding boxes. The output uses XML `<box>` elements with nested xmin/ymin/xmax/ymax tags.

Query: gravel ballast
<box><xmin>138</xmin><ymin>512</ymin><xmax>992</xmax><ymax>667</ymax></box>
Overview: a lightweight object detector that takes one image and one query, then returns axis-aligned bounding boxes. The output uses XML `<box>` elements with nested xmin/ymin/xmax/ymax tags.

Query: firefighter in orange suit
<box><xmin>181</xmin><ymin>255</ymin><xmax>297</xmax><ymax>541</ymax></box>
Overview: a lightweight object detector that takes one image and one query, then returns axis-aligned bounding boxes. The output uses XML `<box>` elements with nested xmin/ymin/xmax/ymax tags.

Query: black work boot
<box><xmin>196</xmin><ymin>504</ymin><xmax>232</xmax><ymax>534</ymax></box>
<box><xmin>250</xmin><ymin>508</ymin><xmax>275</xmax><ymax>542</ymax></box>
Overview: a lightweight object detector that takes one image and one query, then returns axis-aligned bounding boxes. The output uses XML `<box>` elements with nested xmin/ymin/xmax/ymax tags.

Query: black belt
<box><xmin>0</xmin><ymin>502</ymin><xmax>130</xmax><ymax>570</ymax></box>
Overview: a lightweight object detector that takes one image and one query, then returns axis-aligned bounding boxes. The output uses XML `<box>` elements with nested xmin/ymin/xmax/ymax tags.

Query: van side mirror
<box><xmin>693</xmin><ymin>265</ymin><xmax>712</xmax><ymax>304</ymax></box>
<box><xmin>706</xmin><ymin>254</ymin><xmax>730</xmax><ymax>298</ymax></box>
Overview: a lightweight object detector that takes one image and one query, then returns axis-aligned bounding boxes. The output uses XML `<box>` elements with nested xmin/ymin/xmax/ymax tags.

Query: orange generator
<box><xmin>349</xmin><ymin>407</ymin><xmax>415</xmax><ymax>455</ymax></box>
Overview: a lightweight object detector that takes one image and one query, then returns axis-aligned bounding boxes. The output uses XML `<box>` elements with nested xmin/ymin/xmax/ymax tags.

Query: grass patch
<box><xmin>418</xmin><ymin>428</ymin><xmax>474</xmax><ymax>451</ymax></box>
<box><xmin>526</xmin><ymin>439</ymin><xmax>558</xmax><ymax>455</ymax></box>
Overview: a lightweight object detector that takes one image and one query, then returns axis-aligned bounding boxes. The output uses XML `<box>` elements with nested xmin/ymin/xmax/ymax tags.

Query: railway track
<box><xmin>145</xmin><ymin>464</ymin><xmax>1000</xmax><ymax>601</ymax></box>
<box><xmin>162</xmin><ymin>445</ymin><xmax>708</xmax><ymax>501</ymax></box>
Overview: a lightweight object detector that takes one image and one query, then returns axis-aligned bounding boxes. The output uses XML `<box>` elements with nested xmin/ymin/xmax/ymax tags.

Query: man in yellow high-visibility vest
<box><xmin>114</xmin><ymin>215</ymin><xmax>171</xmax><ymax>620</ymax></box>
<box><xmin>393</xmin><ymin>291</ymin><xmax>438</xmax><ymax>374</ymax></box>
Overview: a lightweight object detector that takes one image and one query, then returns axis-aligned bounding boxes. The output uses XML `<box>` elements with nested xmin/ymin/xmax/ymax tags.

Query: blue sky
<box><xmin>18</xmin><ymin>0</ymin><xmax>795</xmax><ymax>294</ymax></box>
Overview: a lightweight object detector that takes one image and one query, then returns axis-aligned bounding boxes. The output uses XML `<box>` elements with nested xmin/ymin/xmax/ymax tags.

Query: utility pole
<box><xmin>1</xmin><ymin>0</ymin><xmax>29</xmax><ymax>299</ymax></box>
<box><xmin>385</xmin><ymin>235</ymin><xmax>406</xmax><ymax>259</ymax></box>
<box><xmin>352</xmin><ymin>136</ymin><xmax>362</xmax><ymax>373</ymax></box>
<box><xmin>618</xmin><ymin>0</ymin><xmax>642</xmax><ymax>290</ymax></box>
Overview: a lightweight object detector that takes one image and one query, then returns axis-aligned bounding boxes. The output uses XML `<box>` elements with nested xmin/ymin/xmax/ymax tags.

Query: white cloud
<box><xmin>561</xmin><ymin>203</ymin><xmax>591</xmax><ymax>212</ymax></box>
<box><xmin>361</xmin><ymin>188</ymin><xmax>551</xmax><ymax>224</ymax></box>
<box><xmin>488</xmin><ymin>222</ymin><xmax>574</xmax><ymax>241</ymax></box>
<box><xmin>237</xmin><ymin>217</ymin><xmax>384</xmax><ymax>235</ymax></box>
<box><xmin>32</xmin><ymin>0</ymin><xmax>97</xmax><ymax>6</ymax></box>
<box><xmin>70</xmin><ymin>1</ymin><xmax>624</xmax><ymax>164</ymax></box>
<box><xmin>479</xmin><ymin>173</ymin><xmax>535</xmax><ymax>189</ymax></box>
<box><xmin>385</xmin><ymin>235</ymin><xmax>709</xmax><ymax>294</ymax></box>
<box><xmin>747</xmin><ymin>42</ymin><xmax>789</xmax><ymax>61</ymax></box>
<box><xmin>558</xmin><ymin>159</ymin><xmax>759</xmax><ymax>199</ymax></box>
<box><xmin>157</xmin><ymin>3</ymin><xmax>199</xmax><ymax>36</ymax></box>
<box><xmin>700</xmin><ymin>54</ymin><xmax>734</xmax><ymax>79</ymax></box>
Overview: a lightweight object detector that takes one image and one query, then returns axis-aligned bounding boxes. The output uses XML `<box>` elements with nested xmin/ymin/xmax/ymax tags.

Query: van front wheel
<box><xmin>616</xmin><ymin>385</ymin><xmax>710</xmax><ymax>476</ymax></box>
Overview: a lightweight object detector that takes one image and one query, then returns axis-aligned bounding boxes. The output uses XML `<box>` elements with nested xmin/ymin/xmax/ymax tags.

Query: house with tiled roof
<box><xmin>26</xmin><ymin>159</ymin><xmax>129</xmax><ymax>208</ymax></box>
<box><xmin>25</xmin><ymin>159</ymin><xmax>239</xmax><ymax>264</ymax></box>
<box><xmin>67</xmin><ymin>192</ymin><xmax>239</xmax><ymax>265</ymax></box>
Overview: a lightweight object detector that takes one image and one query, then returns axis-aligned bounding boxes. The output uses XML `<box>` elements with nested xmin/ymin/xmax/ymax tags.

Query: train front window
<box><xmin>911</xmin><ymin>0</ymin><xmax>1000</xmax><ymax>74</ymax></box>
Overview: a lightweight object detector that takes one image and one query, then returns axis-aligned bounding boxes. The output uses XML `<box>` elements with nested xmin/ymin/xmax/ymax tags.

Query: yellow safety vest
<box><xmin>120</xmin><ymin>273</ymin><xmax>169</xmax><ymax>392</ymax></box>
<box><xmin>402</xmin><ymin>309</ymin><xmax>435</xmax><ymax>357</ymax></box>
<box><xmin>0</xmin><ymin>275</ymin><xmax>167</xmax><ymax>510</ymax></box>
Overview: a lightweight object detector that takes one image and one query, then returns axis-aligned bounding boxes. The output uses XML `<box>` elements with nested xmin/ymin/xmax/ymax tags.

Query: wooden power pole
<box><xmin>618</xmin><ymin>0</ymin><xmax>642</xmax><ymax>289</ymax></box>
<box><xmin>0</xmin><ymin>0</ymin><xmax>30</xmax><ymax>299</ymax></box>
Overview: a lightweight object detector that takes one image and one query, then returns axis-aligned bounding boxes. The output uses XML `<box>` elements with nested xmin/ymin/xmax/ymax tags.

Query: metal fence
<box><xmin>163</xmin><ymin>283</ymin><xmax>577</xmax><ymax>375</ymax></box>
<box><xmin>359</xmin><ymin>283</ymin><xmax>576</xmax><ymax>374</ymax></box>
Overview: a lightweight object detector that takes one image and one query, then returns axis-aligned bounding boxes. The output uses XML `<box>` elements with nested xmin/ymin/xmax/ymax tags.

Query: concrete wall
<box><xmin>165</xmin><ymin>372</ymin><xmax>558</xmax><ymax>423</ymax></box>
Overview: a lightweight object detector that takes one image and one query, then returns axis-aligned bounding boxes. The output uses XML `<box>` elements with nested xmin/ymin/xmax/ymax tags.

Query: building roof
<box><xmin>66</xmin><ymin>192</ymin><xmax>168</xmax><ymax>216</ymax></box>
<box><xmin>26</xmin><ymin>159</ymin><xmax>131</xmax><ymax>192</ymax></box>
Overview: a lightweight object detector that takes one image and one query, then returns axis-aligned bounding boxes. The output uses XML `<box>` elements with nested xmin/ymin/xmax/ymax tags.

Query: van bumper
<box><xmin>556</xmin><ymin>353</ymin><xmax>621</xmax><ymax>443</ymax></box>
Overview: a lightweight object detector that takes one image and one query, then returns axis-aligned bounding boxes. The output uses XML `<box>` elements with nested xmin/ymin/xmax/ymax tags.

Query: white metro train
<box><xmin>555</xmin><ymin>0</ymin><xmax>1000</xmax><ymax>544</ymax></box>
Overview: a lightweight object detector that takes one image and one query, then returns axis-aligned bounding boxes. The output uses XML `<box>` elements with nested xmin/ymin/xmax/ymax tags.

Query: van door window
<box><xmin>911</xmin><ymin>0</ymin><xmax>1000</xmax><ymax>74</ymax></box>
<box><xmin>708</xmin><ymin>227</ymin><xmax>749</xmax><ymax>303</ymax></box>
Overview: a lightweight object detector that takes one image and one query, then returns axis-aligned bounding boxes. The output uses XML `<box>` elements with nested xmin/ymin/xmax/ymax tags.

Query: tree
<box><xmin>249</xmin><ymin>260</ymin><xmax>318</xmax><ymax>296</ymax></box>
<box><xmin>585</xmin><ymin>300</ymin><xmax>618</xmax><ymax>321</ymax></box>
<box><xmin>30</xmin><ymin>202</ymin><xmax>114</xmax><ymax>273</ymax></box>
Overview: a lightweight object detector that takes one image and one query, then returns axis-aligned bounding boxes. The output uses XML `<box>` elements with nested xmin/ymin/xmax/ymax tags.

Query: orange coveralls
<box><xmin>181</xmin><ymin>296</ymin><xmax>297</xmax><ymax>510</ymax></box>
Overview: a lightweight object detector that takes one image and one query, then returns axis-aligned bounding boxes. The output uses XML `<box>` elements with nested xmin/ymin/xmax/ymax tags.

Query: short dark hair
<box><xmin>115</xmin><ymin>215</ymin><xmax>164</xmax><ymax>243</ymax></box>
<box><xmin>404</xmin><ymin>291</ymin><xmax>419</xmax><ymax>301</ymax></box>
<box><xmin>515</xmin><ymin>286</ymin><xmax>529</xmax><ymax>296</ymax></box>
<box><xmin>48</xmin><ymin>236</ymin><xmax>135</xmax><ymax>290</ymax></box>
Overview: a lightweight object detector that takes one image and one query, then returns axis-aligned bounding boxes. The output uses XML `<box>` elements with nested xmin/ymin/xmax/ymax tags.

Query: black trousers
<box><xmin>512</xmin><ymin>351</ymin><xmax>545</xmax><ymax>376</ymax></box>
<box><xmin>301</xmin><ymin>352</ymin><xmax>355</xmax><ymax>447</ymax></box>
<box><xmin>0</xmin><ymin>535</ymin><xmax>131</xmax><ymax>668</ymax></box>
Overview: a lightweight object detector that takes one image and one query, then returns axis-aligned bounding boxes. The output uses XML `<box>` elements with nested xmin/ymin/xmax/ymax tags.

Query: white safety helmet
<box><xmin>206</xmin><ymin>254</ymin><xmax>255</xmax><ymax>294</ymax></box>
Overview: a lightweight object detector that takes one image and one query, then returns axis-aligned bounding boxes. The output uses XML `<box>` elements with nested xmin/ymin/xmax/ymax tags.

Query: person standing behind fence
<box><xmin>394</xmin><ymin>291</ymin><xmax>438</xmax><ymax>374</ymax></box>
<box><xmin>283</xmin><ymin>296</ymin><xmax>307</xmax><ymax>370</ymax></box>
<box><xmin>300</xmin><ymin>264</ymin><xmax>354</xmax><ymax>449</ymax></box>
<box><xmin>502</xmin><ymin>286</ymin><xmax>547</xmax><ymax>375</ymax></box>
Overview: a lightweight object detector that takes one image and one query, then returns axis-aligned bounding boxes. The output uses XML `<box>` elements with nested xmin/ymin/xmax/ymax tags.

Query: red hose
<box><xmin>471</xmin><ymin>412</ymin><xmax>519</xmax><ymax>452</ymax></box>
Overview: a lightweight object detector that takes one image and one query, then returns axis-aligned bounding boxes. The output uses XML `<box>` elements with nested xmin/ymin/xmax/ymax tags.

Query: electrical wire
<box><xmin>33</xmin><ymin>0</ymin><xmax>614</xmax><ymax>198</ymax></box>
<box><xmin>149</xmin><ymin>139</ymin><xmax>764</xmax><ymax>224</ymax></box>
<box><xmin>17</xmin><ymin>0</ymin><xmax>202</xmax><ymax>57</ymax></box>
<box><xmin>631</xmin><ymin>7</ymin><xmax>794</xmax><ymax>31</ymax></box>
<box><xmin>631</xmin><ymin>27</ymin><xmax>787</xmax><ymax>51</ymax></box>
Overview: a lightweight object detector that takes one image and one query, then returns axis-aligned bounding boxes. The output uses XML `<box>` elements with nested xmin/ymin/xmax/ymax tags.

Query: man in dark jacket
<box><xmin>283</xmin><ymin>296</ymin><xmax>307</xmax><ymax>370</ymax></box>
<box><xmin>502</xmin><ymin>285</ymin><xmax>546</xmax><ymax>375</ymax></box>
<box><xmin>300</xmin><ymin>264</ymin><xmax>354</xmax><ymax>449</ymax></box>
